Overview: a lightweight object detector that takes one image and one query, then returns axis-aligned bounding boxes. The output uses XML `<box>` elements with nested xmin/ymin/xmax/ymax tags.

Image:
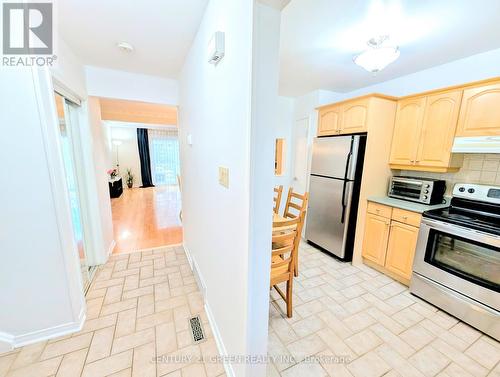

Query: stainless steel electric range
<box><xmin>410</xmin><ymin>183</ymin><xmax>500</xmax><ymax>340</ymax></box>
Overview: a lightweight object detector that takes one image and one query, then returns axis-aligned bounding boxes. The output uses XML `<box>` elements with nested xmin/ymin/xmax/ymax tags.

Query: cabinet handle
<box><xmin>402</xmin><ymin>216</ymin><xmax>408</xmax><ymax>220</ymax></box>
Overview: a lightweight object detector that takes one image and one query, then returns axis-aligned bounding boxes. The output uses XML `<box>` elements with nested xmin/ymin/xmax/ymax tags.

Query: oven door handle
<box><xmin>422</xmin><ymin>218</ymin><xmax>500</xmax><ymax>246</ymax></box>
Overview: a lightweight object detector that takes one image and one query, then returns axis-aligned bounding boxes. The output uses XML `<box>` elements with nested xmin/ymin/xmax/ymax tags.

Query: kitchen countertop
<box><xmin>367</xmin><ymin>196</ymin><xmax>451</xmax><ymax>213</ymax></box>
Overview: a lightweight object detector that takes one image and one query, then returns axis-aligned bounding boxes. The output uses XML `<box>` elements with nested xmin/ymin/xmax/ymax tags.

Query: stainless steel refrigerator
<box><xmin>305</xmin><ymin>135</ymin><xmax>367</xmax><ymax>261</ymax></box>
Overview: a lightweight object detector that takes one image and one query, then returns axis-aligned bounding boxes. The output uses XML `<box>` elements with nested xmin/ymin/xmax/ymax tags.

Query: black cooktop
<box><xmin>423</xmin><ymin>197</ymin><xmax>500</xmax><ymax>236</ymax></box>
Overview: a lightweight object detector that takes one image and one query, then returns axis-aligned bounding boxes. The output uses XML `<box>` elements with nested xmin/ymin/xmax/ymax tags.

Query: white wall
<box><xmin>109</xmin><ymin>125</ymin><xmax>143</xmax><ymax>187</ymax></box>
<box><xmin>178</xmin><ymin>0</ymin><xmax>253</xmax><ymax>374</ymax></box>
<box><xmin>85</xmin><ymin>66</ymin><xmax>179</xmax><ymax>105</ymax></box>
<box><xmin>0</xmin><ymin>68</ymin><xmax>85</xmax><ymax>351</ymax></box>
<box><xmin>247</xmin><ymin>3</ymin><xmax>282</xmax><ymax>377</ymax></box>
<box><xmin>88</xmin><ymin>97</ymin><xmax>115</xmax><ymax>256</ymax></box>
<box><xmin>178</xmin><ymin>1</ymin><xmax>281</xmax><ymax>376</ymax></box>
<box><xmin>51</xmin><ymin>37</ymin><xmax>87</xmax><ymax>99</ymax></box>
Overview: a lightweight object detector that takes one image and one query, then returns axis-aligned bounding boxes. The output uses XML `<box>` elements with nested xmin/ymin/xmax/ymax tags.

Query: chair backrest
<box><xmin>283</xmin><ymin>188</ymin><xmax>309</xmax><ymax>219</ymax></box>
<box><xmin>271</xmin><ymin>213</ymin><xmax>305</xmax><ymax>276</ymax></box>
<box><xmin>273</xmin><ymin>185</ymin><xmax>283</xmax><ymax>214</ymax></box>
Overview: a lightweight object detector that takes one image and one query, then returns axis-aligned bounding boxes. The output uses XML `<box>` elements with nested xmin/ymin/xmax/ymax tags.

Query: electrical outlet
<box><xmin>218</xmin><ymin>167</ymin><xmax>229</xmax><ymax>188</ymax></box>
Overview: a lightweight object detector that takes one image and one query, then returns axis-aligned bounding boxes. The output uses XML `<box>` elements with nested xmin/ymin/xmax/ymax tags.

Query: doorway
<box><xmin>107</xmin><ymin>123</ymin><xmax>182</xmax><ymax>253</ymax></box>
<box><xmin>292</xmin><ymin>117</ymin><xmax>310</xmax><ymax>193</ymax></box>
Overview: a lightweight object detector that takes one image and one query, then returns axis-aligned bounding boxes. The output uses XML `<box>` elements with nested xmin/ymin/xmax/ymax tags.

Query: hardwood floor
<box><xmin>111</xmin><ymin>186</ymin><xmax>182</xmax><ymax>254</ymax></box>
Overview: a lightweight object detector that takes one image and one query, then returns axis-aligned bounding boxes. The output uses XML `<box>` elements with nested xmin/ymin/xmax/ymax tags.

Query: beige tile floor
<box><xmin>268</xmin><ymin>243</ymin><xmax>500</xmax><ymax>377</ymax></box>
<box><xmin>0</xmin><ymin>246</ymin><xmax>226</xmax><ymax>377</ymax></box>
<box><xmin>2</xmin><ymin>243</ymin><xmax>499</xmax><ymax>377</ymax></box>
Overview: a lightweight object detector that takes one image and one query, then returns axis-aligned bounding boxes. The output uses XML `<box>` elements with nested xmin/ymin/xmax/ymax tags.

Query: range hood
<box><xmin>452</xmin><ymin>136</ymin><xmax>500</xmax><ymax>153</ymax></box>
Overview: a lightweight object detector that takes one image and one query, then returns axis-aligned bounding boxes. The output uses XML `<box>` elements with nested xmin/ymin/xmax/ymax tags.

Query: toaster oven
<box><xmin>388</xmin><ymin>176</ymin><xmax>446</xmax><ymax>205</ymax></box>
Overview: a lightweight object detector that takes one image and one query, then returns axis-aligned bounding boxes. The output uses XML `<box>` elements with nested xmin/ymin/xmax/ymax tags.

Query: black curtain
<box><xmin>137</xmin><ymin>128</ymin><xmax>155</xmax><ymax>188</ymax></box>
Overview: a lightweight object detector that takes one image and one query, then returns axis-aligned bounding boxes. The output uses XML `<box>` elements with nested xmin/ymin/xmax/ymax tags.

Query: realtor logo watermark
<box><xmin>2</xmin><ymin>1</ymin><xmax>57</xmax><ymax>66</ymax></box>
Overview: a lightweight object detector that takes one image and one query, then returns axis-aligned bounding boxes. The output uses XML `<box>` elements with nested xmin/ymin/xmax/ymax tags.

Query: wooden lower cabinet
<box><xmin>385</xmin><ymin>222</ymin><xmax>419</xmax><ymax>281</ymax></box>
<box><xmin>362</xmin><ymin>203</ymin><xmax>421</xmax><ymax>285</ymax></box>
<box><xmin>362</xmin><ymin>213</ymin><xmax>390</xmax><ymax>265</ymax></box>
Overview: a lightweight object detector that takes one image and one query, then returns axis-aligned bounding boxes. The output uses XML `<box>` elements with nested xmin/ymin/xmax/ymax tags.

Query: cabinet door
<box><xmin>385</xmin><ymin>221</ymin><xmax>419</xmax><ymax>280</ymax></box>
<box><xmin>416</xmin><ymin>90</ymin><xmax>462</xmax><ymax>168</ymax></box>
<box><xmin>389</xmin><ymin>97</ymin><xmax>426</xmax><ymax>166</ymax></box>
<box><xmin>318</xmin><ymin>106</ymin><xmax>341</xmax><ymax>136</ymax></box>
<box><xmin>340</xmin><ymin>99</ymin><xmax>369</xmax><ymax>134</ymax></box>
<box><xmin>456</xmin><ymin>83</ymin><xmax>500</xmax><ymax>136</ymax></box>
<box><xmin>362</xmin><ymin>213</ymin><xmax>390</xmax><ymax>266</ymax></box>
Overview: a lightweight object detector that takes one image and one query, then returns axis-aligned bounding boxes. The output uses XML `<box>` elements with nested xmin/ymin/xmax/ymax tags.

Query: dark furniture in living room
<box><xmin>109</xmin><ymin>176</ymin><xmax>123</xmax><ymax>198</ymax></box>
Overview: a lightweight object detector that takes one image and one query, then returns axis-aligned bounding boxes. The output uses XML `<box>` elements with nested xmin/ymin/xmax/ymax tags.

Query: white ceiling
<box><xmin>279</xmin><ymin>0</ymin><xmax>500</xmax><ymax>96</ymax></box>
<box><xmin>58</xmin><ymin>0</ymin><xmax>208</xmax><ymax>78</ymax></box>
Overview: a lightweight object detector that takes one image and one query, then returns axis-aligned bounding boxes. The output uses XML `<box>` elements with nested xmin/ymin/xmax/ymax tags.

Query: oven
<box><xmin>411</xmin><ymin>218</ymin><xmax>500</xmax><ymax>339</ymax></box>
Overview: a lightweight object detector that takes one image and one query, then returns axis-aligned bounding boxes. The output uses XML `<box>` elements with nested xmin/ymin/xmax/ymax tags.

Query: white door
<box><xmin>292</xmin><ymin>117</ymin><xmax>309</xmax><ymax>193</ymax></box>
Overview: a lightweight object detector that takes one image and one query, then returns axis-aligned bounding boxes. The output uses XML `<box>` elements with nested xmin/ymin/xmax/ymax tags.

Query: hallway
<box><xmin>111</xmin><ymin>186</ymin><xmax>183</xmax><ymax>254</ymax></box>
<box><xmin>0</xmin><ymin>245</ymin><xmax>225</xmax><ymax>377</ymax></box>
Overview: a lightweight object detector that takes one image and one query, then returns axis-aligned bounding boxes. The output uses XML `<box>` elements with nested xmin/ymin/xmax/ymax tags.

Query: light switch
<box><xmin>218</xmin><ymin>167</ymin><xmax>229</xmax><ymax>188</ymax></box>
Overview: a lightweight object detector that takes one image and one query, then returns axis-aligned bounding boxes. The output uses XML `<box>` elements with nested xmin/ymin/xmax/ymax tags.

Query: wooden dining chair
<box><xmin>273</xmin><ymin>185</ymin><xmax>283</xmax><ymax>214</ymax></box>
<box><xmin>283</xmin><ymin>188</ymin><xmax>309</xmax><ymax>276</ymax></box>
<box><xmin>283</xmin><ymin>188</ymin><xmax>309</xmax><ymax>219</ymax></box>
<box><xmin>270</xmin><ymin>213</ymin><xmax>305</xmax><ymax>318</ymax></box>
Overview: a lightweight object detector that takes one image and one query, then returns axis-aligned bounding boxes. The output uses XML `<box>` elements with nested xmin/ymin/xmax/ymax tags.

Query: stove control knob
<box><xmin>468</xmin><ymin>188</ymin><xmax>475</xmax><ymax>194</ymax></box>
<box><xmin>425</xmin><ymin>184</ymin><xmax>430</xmax><ymax>188</ymax></box>
<box><xmin>424</xmin><ymin>190</ymin><xmax>429</xmax><ymax>194</ymax></box>
<box><xmin>423</xmin><ymin>195</ymin><xmax>428</xmax><ymax>200</ymax></box>
<box><xmin>459</xmin><ymin>187</ymin><xmax>466</xmax><ymax>192</ymax></box>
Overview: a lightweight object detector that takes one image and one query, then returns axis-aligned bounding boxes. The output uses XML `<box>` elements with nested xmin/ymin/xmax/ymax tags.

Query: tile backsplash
<box><xmin>400</xmin><ymin>154</ymin><xmax>500</xmax><ymax>194</ymax></box>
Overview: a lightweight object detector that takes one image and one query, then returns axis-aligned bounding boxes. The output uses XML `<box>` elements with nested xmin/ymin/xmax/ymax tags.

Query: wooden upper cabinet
<box><xmin>416</xmin><ymin>90</ymin><xmax>462</xmax><ymax>168</ymax></box>
<box><xmin>318</xmin><ymin>106</ymin><xmax>341</xmax><ymax>136</ymax></box>
<box><xmin>340</xmin><ymin>98</ymin><xmax>369</xmax><ymax>134</ymax></box>
<box><xmin>362</xmin><ymin>213</ymin><xmax>390</xmax><ymax>266</ymax></box>
<box><xmin>385</xmin><ymin>221</ymin><xmax>419</xmax><ymax>280</ymax></box>
<box><xmin>389</xmin><ymin>97</ymin><xmax>426</xmax><ymax>166</ymax></box>
<box><xmin>317</xmin><ymin>94</ymin><xmax>397</xmax><ymax>137</ymax></box>
<box><xmin>456</xmin><ymin>82</ymin><xmax>500</xmax><ymax>136</ymax></box>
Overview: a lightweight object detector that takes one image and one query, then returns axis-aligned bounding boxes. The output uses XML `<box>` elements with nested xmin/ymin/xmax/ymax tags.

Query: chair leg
<box><xmin>294</xmin><ymin>254</ymin><xmax>299</xmax><ymax>277</ymax></box>
<box><xmin>286</xmin><ymin>279</ymin><xmax>293</xmax><ymax>318</ymax></box>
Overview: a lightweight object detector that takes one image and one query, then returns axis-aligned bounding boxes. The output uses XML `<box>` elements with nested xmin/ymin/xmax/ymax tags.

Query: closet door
<box><xmin>55</xmin><ymin>92</ymin><xmax>91</xmax><ymax>292</ymax></box>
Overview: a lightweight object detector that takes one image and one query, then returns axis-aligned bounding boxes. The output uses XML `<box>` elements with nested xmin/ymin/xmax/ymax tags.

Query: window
<box><xmin>148</xmin><ymin>128</ymin><xmax>180</xmax><ymax>186</ymax></box>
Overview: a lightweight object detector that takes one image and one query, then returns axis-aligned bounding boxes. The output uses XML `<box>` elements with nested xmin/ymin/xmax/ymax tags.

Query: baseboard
<box><xmin>1</xmin><ymin>310</ymin><xmax>86</xmax><ymax>351</ymax></box>
<box><xmin>204</xmin><ymin>301</ymin><xmax>235</xmax><ymax>377</ymax></box>
<box><xmin>183</xmin><ymin>245</ymin><xmax>206</xmax><ymax>298</ymax></box>
<box><xmin>183</xmin><ymin>242</ymin><xmax>193</xmax><ymax>270</ymax></box>
<box><xmin>0</xmin><ymin>332</ymin><xmax>14</xmax><ymax>354</ymax></box>
<box><xmin>108</xmin><ymin>240</ymin><xmax>116</xmax><ymax>256</ymax></box>
<box><xmin>182</xmin><ymin>244</ymin><xmax>234</xmax><ymax>377</ymax></box>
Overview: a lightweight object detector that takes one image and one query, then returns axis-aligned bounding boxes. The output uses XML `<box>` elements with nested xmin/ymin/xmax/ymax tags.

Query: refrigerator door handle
<box><xmin>343</xmin><ymin>150</ymin><xmax>352</xmax><ymax>181</ymax></box>
<box><xmin>341</xmin><ymin>180</ymin><xmax>348</xmax><ymax>223</ymax></box>
<box><xmin>341</xmin><ymin>138</ymin><xmax>353</xmax><ymax>224</ymax></box>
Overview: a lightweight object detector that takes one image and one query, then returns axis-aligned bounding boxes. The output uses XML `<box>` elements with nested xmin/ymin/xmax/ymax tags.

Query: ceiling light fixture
<box><xmin>117</xmin><ymin>41</ymin><xmax>134</xmax><ymax>53</ymax></box>
<box><xmin>353</xmin><ymin>36</ymin><xmax>400</xmax><ymax>73</ymax></box>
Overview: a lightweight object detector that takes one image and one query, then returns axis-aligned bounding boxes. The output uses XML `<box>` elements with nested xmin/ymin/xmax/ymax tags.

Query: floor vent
<box><xmin>189</xmin><ymin>315</ymin><xmax>206</xmax><ymax>343</ymax></box>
